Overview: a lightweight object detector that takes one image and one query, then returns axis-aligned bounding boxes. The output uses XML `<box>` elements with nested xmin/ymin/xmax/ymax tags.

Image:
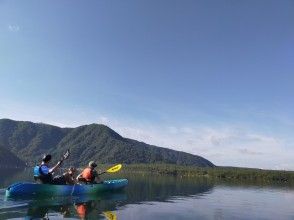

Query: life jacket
<box><xmin>81</xmin><ymin>167</ymin><xmax>95</xmax><ymax>182</ymax></box>
<box><xmin>33</xmin><ymin>164</ymin><xmax>52</xmax><ymax>184</ymax></box>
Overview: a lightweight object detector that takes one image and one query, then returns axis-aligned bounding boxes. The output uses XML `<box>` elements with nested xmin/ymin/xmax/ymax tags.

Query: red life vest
<box><xmin>81</xmin><ymin>167</ymin><xmax>94</xmax><ymax>182</ymax></box>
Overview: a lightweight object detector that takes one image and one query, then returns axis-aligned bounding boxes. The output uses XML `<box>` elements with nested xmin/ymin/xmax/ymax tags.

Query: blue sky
<box><xmin>0</xmin><ymin>0</ymin><xmax>293</xmax><ymax>170</ymax></box>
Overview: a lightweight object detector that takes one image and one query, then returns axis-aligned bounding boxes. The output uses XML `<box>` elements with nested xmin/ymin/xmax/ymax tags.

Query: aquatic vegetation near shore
<box><xmin>119</xmin><ymin>164</ymin><xmax>294</xmax><ymax>183</ymax></box>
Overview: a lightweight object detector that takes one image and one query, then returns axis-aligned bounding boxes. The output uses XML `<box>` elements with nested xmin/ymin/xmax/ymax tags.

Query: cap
<box><xmin>88</xmin><ymin>161</ymin><xmax>97</xmax><ymax>168</ymax></box>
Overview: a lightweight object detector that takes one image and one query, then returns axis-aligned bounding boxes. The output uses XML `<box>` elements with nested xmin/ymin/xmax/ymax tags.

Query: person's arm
<box><xmin>76</xmin><ymin>172</ymin><xmax>82</xmax><ymax>180</ymax></box>
<box><xmin>76</xmin><ymin>172</ymin><xmax>87</xmax><ymax>184</ymax></box>
<box><xmin>93</xmin><ymin>170</ymin><xmax>102</xmax><ymax>183</ymax></box>
<box><xmin>48</xmin><ymin>151</ymin><xmax>70</xmax><ymax>174</ymax></box>
<box><xmin>49</xmin><ymin>161</ymin><xmax>62</xmax><ymax>173</ymax></box>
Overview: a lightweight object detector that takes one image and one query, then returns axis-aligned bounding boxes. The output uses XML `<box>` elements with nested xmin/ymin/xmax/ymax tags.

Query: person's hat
<box><xmin>42</xmin><ymin>154</ymin><xmax>52</xmax><ymax>162</ymax></box>
<box><xmin>88</xmin><ymin>161</ymin><xmax>97</xmax><ymax>167</ymax></box>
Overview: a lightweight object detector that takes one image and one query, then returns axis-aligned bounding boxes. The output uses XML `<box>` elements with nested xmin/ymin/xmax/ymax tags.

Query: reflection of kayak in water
<box><xmin>4</xmin><ymin>191</ymin><xmax>127</xmax><ymax>208</ymax></box>
<box><xmin>2</xmin><ymin>191</ymin><xmax>126</xmax><ymax>219</ymax></box>
<box><xmin>5</xmin><ymin>179</ymin><xmax>128</xmax><ymax>197</ymax></box>
<box><xmin>28</xmin><ymin>191</ymin><xmax>127</xmax><ymax>207</ymax></box>
<box><xmin>103</xmin><ymin>211</ymin><xmax>117</xmax><ymax>220</ymax></box>
<box><xmin>75</xmin><ymin>208</ymin><xmax>117</xmax><ymax>220</ymax></box>
<box><xmin>26</xmin><ymin>194</ymin><xmax>123</xmax><ymax>220</ymax></box>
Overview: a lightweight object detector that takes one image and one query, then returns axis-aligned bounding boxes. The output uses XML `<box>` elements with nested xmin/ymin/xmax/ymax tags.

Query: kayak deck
<box><xmin>6</xmin><ymin>179</ymin><xmax>128</xmax><ymax>197</ymax></box>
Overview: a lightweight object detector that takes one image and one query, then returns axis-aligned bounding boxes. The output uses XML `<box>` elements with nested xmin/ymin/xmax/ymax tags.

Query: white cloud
<box><xmin>108</xmin><ymin>122</ymin><xmax>294</xmax><ymax>170</ymax></box>
<box><xmin>8</xmin><ymin>24</ymin><xmax>20</xmax><ymax>32</ymax></box>
<box><xmin>237</xmin><ymin>148</ymin><xmax>263</xmax><ymax>156</ymax></box>
<box><xmin>97</xmin><ymin>116</ymin><xmax>110</xmax><ymax>125</ymax></box>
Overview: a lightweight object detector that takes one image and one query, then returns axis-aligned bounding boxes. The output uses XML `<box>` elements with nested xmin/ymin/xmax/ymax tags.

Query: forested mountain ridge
<box><xmin>0</xmin><ymin>119</ymin><xmax>215</xmax><ymax>167</ymax></box>
<box><xmin>0</xmin><ymin>144</ymin><xmax>26</xmax><ymax>168</ymax></box>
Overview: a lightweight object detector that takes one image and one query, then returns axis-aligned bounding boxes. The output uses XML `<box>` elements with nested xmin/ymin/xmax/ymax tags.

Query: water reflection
<box><xmin>0</xmin><ymin>170</ymin><xmax>214</xmax><ymax>219</ymax></box>
<box><xmin>2</xmin><ymin>170</ymin><xmax>293</xmax><ymax>219</ymax></box>
<box><xmin>1</xmin><ymin>191</ymin><xmax>125</xmax><ymax>219</ymax></box>
<box><xmin>25</xmin><ymin>195</ymin><xmax>122</xmax><ymax>220</ymax></box>
<box><xmin>122</xmin><ymin>173</ymin><xmax>214</xmax><ymax>203</ymax></box>
<box><xmin>103</xmin><ymin>211</ymin><xmax>117</xmax><ymax>220</ymax></box>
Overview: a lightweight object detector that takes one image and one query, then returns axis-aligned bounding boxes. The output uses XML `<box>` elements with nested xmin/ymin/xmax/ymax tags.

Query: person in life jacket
<box><xmin>76</xmin><ymin>161</ymin><xmax>102</xmax><ymax>184</ymax></box>
<box><xmin>33</xmin><ymin>154</ymin><xmax>63</xmax><ymax>184</ymax></box>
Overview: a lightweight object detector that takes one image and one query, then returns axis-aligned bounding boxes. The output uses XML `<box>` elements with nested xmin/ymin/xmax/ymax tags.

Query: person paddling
<box><xmin>34</xmin><ymin>150</ymin><xmax>70</xmax><ymax>184</ymax></box>
<box><xmin>77</xmin><ymin>161</ymin><xmax>102</xmax><ymax>184</ymax></box>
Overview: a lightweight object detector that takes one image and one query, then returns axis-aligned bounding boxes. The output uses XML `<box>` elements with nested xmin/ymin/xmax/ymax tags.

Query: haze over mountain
<box><xmin>0</xmin><ymin>119</ymin><xmax>214</xmax><ymax>168</ymax></box>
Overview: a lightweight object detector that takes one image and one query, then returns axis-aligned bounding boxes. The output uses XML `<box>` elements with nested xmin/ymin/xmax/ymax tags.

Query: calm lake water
<box><xmin>0</xmin><ymin>168</ymin><xmax>293</xmax><ymax>220</ymax></box>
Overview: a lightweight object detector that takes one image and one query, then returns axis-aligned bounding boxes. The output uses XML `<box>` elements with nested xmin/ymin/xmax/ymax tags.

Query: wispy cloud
<box><xmin>8</xmin><ymin>24</ymin><xmax>20</xmax><ymax>32</ymax></box>
<box><xmin>107</xmin><ymin>122</ymin><xmax>294</xmax><ymax>170</ymax></box>
<box><xmin>237</xmin><ymin>148</ymin><xmax>263</xmax><ymax>156</ymax></box>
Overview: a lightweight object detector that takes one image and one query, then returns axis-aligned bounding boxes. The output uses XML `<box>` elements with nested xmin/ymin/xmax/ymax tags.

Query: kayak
<box><xmin>5</xmin><ymin>179</ymin><xmax>128</xmax><ymax>197</ymax></box>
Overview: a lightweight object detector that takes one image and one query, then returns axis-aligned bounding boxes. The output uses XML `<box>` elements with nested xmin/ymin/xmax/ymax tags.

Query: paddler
<box><xmin>34</xmin><ymin>151</ymin><xmax>69</xmax><ymax>184</ymax></box>
<box><xmin>76</xmin><ymin>161</ymin><xmax>102</xmax><ymax>184</ymax></box>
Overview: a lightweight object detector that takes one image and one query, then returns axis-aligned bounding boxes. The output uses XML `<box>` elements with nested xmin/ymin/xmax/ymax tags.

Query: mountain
<box><xmin>0</xmin><ymin>144</ymin><xmax>26</xmax><ymax>168</ymax></box>
<box><xmin>0</xmin><ymin>119</ymin><xmax>215</xmax><ymax>167</ymax></box>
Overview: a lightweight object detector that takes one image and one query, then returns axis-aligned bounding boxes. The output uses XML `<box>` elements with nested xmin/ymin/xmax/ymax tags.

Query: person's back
<box><xmin>33</xmin><ymin>154</ymin><xmax>66</xmax><ymax>184</ymax></box>
<box><xmin>33</xmin><ymin>155</ymin><xmax>54</xmax><ymax>184</ymax></box>
<box><xmin>81</xmin><ymin>167</ymin><xmax>94</xmax><ymax>182</ymax></box>
<box><xmin>77</xmin><ymin>161</ymin><xmax>101</xmax><ymax>184</ymax></box>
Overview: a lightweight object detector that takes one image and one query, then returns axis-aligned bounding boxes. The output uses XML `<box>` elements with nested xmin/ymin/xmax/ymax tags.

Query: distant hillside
<box><xmin>0</xmin><ymin>119</ymin><xmax>215</xmax><ymax>167</ymax></box>
<box><xmin>0</xmin><ymin>144</ymin><xmax>26</xmax><ymax>168</ymax></box>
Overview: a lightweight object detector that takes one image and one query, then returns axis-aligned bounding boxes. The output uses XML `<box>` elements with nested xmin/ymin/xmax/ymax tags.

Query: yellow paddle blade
<box><xmin>106</xmin><ymin>164</ymin><xmax>122</xmax><ymax>173</ymax></box>
<box><xmin>103</xmin><ymin>211</ymin><xmax>117</xmax><ymax>220</ymax></box>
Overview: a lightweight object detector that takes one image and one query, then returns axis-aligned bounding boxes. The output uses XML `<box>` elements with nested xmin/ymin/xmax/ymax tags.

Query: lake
<box><xmin>0</xmin><ymin>168</ymin><xmax>293</xmax><ymax>219</ymax></box>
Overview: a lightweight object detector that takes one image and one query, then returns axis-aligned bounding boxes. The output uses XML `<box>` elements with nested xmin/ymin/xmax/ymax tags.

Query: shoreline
<box><xmin>2</xmin><ymin>163</ymin><xmax>294</xmax><ymax>183</ymax></box>
<box><xmin>119</xmin><ymin>164</ymin><xmax>294</xmax><ymax>183</ymax></box>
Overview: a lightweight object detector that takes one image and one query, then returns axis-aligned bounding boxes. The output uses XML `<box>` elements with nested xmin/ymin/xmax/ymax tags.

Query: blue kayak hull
<box><xmin>6</xmin><ymin>179</ymin><xmax>128</xmax><ymax>197</ymax></box>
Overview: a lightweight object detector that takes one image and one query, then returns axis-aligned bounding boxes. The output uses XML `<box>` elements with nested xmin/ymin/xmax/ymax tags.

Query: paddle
<box><xmin>47</xmin><ymin>149</ymin><xmax>70</xmax><ymax>174</ymax></box>
<box><xmin>99</xmin><ymin>164</ymin><xmax>122</xmax><ymax>175</ymax></box>
<box><xmin>60</xmin><ymin>149</ymin><xmax>70</xmax><ymax>162</ymax></box>
<box><xmin>58</xmin><ymin>149</ymin><xmax>70</xmax><ymax>165</ymax></box>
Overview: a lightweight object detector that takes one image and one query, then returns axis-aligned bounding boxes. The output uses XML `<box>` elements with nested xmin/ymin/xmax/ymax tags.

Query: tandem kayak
<box><xmin>5</xmin><ymin>179</ymin><xmax>128</xmax><ymax>197</ymax></box>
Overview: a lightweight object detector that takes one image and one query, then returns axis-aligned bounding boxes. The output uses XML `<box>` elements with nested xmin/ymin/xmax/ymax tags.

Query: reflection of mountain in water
<box><xmin>123</xmin><ymin>173</ymin><xmax>214</xmax><ymax>203</ymax></box>
<box><xmin>0</xmin><ymin>171</ymin><xmax>214</xmax><ymax>219</ymax></box>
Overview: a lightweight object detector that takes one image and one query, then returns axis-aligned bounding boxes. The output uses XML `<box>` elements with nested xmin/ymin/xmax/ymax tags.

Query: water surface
<box><xmin>0</xmin><ymin>168</ymin><xmax>293</xmax><ymax>219</ymax></box>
